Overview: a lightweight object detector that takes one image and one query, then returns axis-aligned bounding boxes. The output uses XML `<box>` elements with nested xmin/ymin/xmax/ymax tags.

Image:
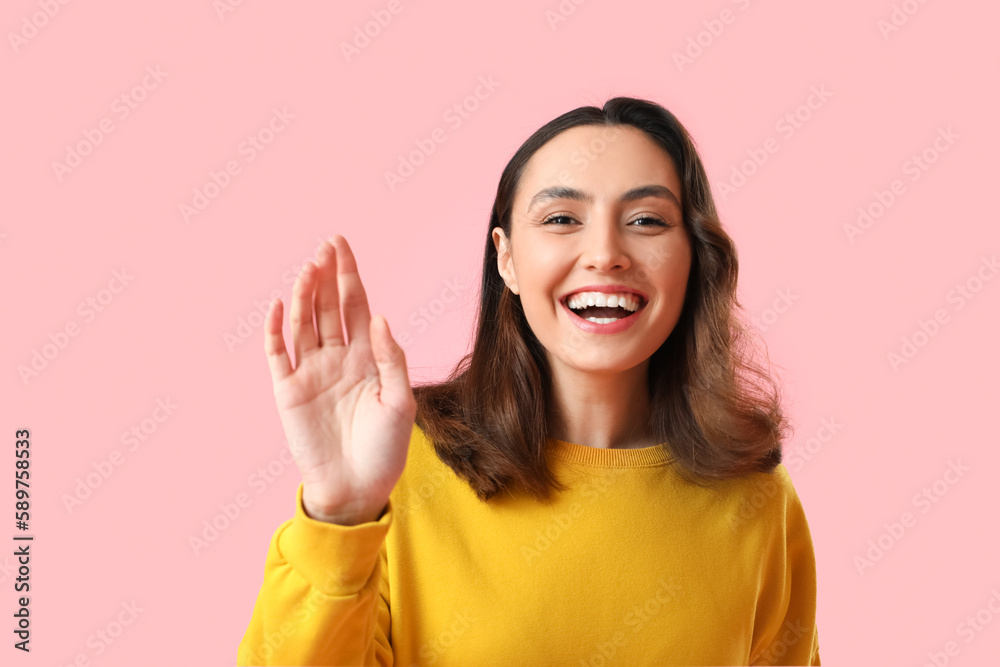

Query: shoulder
<box><xmin>719</xmin><ymin>464</ymin><xmax>810</xmax><ymax>533</ymax></box>
<box><xmin>739</xmin><ymin>463</ymin><xmax>800</xmax><ymax>502</ymax></box>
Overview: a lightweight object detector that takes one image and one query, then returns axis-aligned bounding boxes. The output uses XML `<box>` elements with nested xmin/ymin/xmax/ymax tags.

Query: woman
<box><xmin>237</xmin><ymin>97</ymin><xmax>821</xmax><ymax>665</ymax></box>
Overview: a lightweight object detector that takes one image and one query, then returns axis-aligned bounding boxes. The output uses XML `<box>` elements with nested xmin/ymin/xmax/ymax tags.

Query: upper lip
<box><xmin>560</xmin><ymin>284</ymin><xmax>648</xmax><ymax>306</ymax></box>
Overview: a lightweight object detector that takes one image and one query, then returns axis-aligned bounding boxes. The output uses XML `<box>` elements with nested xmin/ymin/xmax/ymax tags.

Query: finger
<box><xmin>290</xmin><ymin>260</ymin><xmax>319</xmax><ymax>362</ymax></box>
<box><xmin>371</xmin><ymin>315</ymin><xmax>415</xmax><ymax>414</ymax></box>
<box><xmin>264</xmin><ymin>297</ymin><xmax>294</xmax><ymax>381</ymax></box>
<box><xmin>329</xmin><ymin>235</ymin><xmax>372</xmax><ymax>348</ymax></box>
<box><xmin>314</xmin><ymin>239</ymin><xmax>344</xmax><ymax>348</ymax></box>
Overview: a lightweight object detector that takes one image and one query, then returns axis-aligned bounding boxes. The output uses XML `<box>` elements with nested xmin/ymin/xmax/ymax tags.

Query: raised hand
<box><xmin>263</xmin><ymin>235</ymin><xmax>416</xmax><ymax>525</ymax></box>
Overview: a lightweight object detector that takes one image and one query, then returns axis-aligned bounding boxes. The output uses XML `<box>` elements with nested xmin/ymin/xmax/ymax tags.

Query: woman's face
<box><xmin>493</xmin><ymin>124</ymin><xmax>693</xmax><ymax>375</ymax></box>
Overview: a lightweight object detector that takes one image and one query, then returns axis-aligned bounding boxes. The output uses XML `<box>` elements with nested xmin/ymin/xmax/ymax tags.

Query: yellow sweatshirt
<box><xmin>238</xmin><ymin>423</ymin><xmax>821</xmax><ymax>665</ymax></box>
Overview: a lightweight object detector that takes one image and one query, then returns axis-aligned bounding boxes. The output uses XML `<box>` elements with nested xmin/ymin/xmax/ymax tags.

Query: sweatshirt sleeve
<box><xmin>237</xmin><ymin>482</ymin><xmax>394</xmax><ymax>666</ymax></box>
<box><xmin>749</xmin><ymin>468</ymin><xmax>821</xmax><ymax>666</ymax></box>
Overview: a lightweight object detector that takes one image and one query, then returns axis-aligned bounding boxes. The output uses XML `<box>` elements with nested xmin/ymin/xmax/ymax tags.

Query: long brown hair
<box><xmin>412</xmin><ymin>96</ymin><xmax>789</xmax><ymax>503</ymax></box>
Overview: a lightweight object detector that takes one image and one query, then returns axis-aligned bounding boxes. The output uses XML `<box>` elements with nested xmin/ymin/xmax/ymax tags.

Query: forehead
<box><xmin>515</xmin><ymin>125</ymin><xmax>682</xmax><ymax>211</ymax></box>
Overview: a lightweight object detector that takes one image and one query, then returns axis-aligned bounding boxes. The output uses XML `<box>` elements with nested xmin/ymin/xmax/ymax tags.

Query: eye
<box><xmin>540</xmin><ymin>214</ymin><xmax>671</xmax><ymax>227</ymax></box>
<box><xmin>630</xmin><ymin>216</ymin><xmax>669</xmax><ymax>227</ymax></box>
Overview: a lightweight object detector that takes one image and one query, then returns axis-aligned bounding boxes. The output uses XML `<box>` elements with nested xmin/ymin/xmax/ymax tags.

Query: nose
<box><xmin>579</xmin><ymin>219</ymin><xmax>631</xmax><ymax>272</ymax></box>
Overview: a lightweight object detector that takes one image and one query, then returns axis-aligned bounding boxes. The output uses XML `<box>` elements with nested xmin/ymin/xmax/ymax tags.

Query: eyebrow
<box><xmin>526</xmin><ymin>184</ymin><xmax>681</xmax><ymax>213</ymax></box>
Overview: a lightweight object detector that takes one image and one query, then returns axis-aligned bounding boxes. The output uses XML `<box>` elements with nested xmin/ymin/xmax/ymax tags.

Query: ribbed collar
<box><xmin>546</xmin><ymin>437</ymin><xmax>673</xmax><ymax>467</ymax></box>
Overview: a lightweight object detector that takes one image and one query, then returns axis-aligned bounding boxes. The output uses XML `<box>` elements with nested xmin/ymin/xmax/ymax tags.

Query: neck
<box><xmin>546</xmin><ymin>358</ymin><xmax>653</xmax><ymax>449</ymax></box>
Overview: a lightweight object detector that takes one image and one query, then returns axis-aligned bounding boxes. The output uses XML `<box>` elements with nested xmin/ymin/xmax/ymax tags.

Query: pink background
<box><xmin>3</xmin><ymin>1</ymin><xmax>999</xmax><ymax>665</ymax></box>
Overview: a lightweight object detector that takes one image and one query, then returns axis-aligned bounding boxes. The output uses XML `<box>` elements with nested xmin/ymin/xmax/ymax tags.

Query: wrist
<box><xmin>301</xmin><ymin>493</ymin><xmax>387</xmax><ymax>526</ymax></box>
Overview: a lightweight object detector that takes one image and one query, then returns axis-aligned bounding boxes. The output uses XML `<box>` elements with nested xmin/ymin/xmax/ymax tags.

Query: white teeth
<box><xmin>583</xmin><ymin>316</ymin><xmax>621</xmax><ymax>324</ymax></box>
<box><xmin>565</xmin><ymin>291</ymin><xmax>641</xmax><ymax>312</ymax></box>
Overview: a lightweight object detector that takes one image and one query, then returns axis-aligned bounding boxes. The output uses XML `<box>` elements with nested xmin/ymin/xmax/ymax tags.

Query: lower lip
<box><xmin>560</xmin><ymin>298</ymin><xmax>645</xmax><ymax>334</ymax></box>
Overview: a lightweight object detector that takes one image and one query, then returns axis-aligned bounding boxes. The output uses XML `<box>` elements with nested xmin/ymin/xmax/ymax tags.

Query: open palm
<box><xmin>264</xmin><ymin>235</ymin><xmax>416</xmax><ymax>525</ymax></box>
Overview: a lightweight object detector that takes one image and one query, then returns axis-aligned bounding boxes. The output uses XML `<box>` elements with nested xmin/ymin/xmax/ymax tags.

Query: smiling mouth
<box><xmin>560</xmin><ymin>295</ymin><xmax>647</xmax><ymax>323</ymax></box>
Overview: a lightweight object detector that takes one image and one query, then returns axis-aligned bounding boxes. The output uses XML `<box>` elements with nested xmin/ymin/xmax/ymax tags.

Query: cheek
<box><xmin>517</xmin><ymin>261</ymin><xmax>561</xmax><ymax>299</ymax></box>
<box><xmin>521</xmin><ymin>283</ymin><xmax>565</xmax><ymax>332</ymax></box>
<box><xmin>665</xmin><ymin>265</ymin><xmax>691</xmax><ymax>294</ymax></box>
<box><xmin>652</xmin><ymin>247</ymin><xmax>692</xmax><ymax>288</ymax></box>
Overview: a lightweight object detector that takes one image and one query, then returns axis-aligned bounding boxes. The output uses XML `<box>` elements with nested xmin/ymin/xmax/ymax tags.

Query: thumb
<box><xmin>371</xmin><ymin>315</ymin><xmax>414</xmax><ymax>413</ymax></box>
